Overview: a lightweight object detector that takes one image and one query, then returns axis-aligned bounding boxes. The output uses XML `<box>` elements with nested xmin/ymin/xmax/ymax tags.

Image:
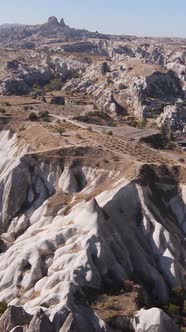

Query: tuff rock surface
<box><xmin>0</xmin><ymin>130</ymin><xmax>185</xmax><ymax>331</ymax></box>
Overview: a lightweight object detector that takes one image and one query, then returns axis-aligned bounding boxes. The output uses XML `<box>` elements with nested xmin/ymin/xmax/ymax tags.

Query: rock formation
<box><xmin>0</xmin><ymin>129</ymin><xmax>185</xmax><ymax>331</ymax></box>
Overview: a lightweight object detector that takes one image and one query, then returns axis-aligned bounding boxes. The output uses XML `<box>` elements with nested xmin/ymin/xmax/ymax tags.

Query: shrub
<box><xmin>0</xmin><ymin>108</ymin><xmax>6</xmax><ymax>114</ymax></box>
<box><xmin>24</xmin><ymin>105</ymin><xmax>34</xmax><ymax>111</ymax></box>
<box><xmin>166</xmin><ymin>303</ymin><xmax>180</xmax><ymax>316</ymax></box>
<box><xmin>29</xmin><ymin>112</ymin><xmax>38</xmax><ymax>121</ymax></box>
<box><xmin>50</xmin><ymin>96</ymin><xmax>65</xmax><ymax>105</ymax></box>
<box><xmin>33</xmin><ymin>83</ymin><xmax>42</xmax><ymax>91</ymax></box>
<box><xmin>87</xmin><ymin>126</ymin><xmax>93</xmax><ymax>132</ymax></box>
<box><xmin>0</xmin><ymin>302</ymin><xmax>7</xmax><ymax>316</ymax></box>
<box><xmin>3</xmin><ymin>101</ymin><xmax>11</xmax><ymax>107</ymax></box>
<box><xmin>160</xmin><ymin>124</ymin><xmax>168</xmax><ymax>140</ymax></box>
<box><xmin>72</xmin><ymin>72</ymin><xmax>81</xmax><ymax>79</ymax></box>
<box><xmin>130</xmin><ymin>120</ymin><xmax>138</xmax><ymax>127</ymax></box>
<box><xmin>56</xmin><ymin>127</ymin><xmax>65</xmax><ymax>135</ymax></box>
<box><xmin>178</xmin><ymin>158</ymin><xmax>185</xmax><ymax>163</ymax></box>
<box><xmin>137</xmin><ymin>118</ymin><xmax>146</xmax><ymax>129</ymax></box>
<box><xmin>45</xmin><ymin>79</ymin><xmax>62</xmax><ymax>92</ymax></box>
<box><xmin>38</xmin><ymin>110</ymin><xmax>49</xmax><ymax>118</ymax></box>
<box><xmin>151</xmin><ymin>121</ymin><xmax>158</xmax><ymax>129</ymax></box>
<box><xmin>38</xmin><ymin>110</ymin><xmax>50</xmax><ymax>122</ymax></box>
<box><xmin>107</xmin><ymin>130</ymin><xmax>113</xmax><ymax>136</ymax></box>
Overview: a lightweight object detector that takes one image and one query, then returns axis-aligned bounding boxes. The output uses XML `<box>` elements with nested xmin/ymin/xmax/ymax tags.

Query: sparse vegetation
<box><xmin>44</xmin><ymin>79</ymin><xmax>63</xmax><ymax>92</ymax></box>
<box><xmin>162</xmin><ymin>288</ymin><xmax>186</xmax><ymax>329</ymax></box>
<box><xmin>38</xmin><ymin>110</ymin><xmax>49</xmax><ymax>122</ymax></box>
<box><xmin>24</xmin><ymin>105</ymin><xmax>34</xmax><ymax>111</ymax></box>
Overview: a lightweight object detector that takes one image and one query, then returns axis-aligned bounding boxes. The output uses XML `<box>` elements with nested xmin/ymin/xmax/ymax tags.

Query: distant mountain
<box><xmin>0</xmin><ymin>23</ymin><xmax>23</xmax><ymax>29</ymax></box>
<box><xmin>0</xmin><ymin>16</ymin><xmax>131</xmax><ymax>48</ymax></box>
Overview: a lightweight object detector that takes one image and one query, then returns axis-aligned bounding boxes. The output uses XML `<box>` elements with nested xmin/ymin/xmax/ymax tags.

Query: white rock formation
<box><xmin>132</xmin><ymin>307</ymin><xmax>179</xmax><ymax>332</ymax></box>
<box><xmin>0</xmin><ymin>131</ymin><xmax>185</xmax><ymax>331</ymax></box>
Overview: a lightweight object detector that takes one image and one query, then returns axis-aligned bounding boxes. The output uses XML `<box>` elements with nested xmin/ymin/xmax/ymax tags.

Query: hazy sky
<box><xmin>0</xmin><ymin>0</ymin><xmax>185</xmax><ymax>37</ymax></box>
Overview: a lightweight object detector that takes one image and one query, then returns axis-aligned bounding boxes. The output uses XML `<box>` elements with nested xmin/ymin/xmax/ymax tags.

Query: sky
<box><xmin>0</xmin><ymin>0</ymin><xmax>185</xmax><ymax>38</ymax></box>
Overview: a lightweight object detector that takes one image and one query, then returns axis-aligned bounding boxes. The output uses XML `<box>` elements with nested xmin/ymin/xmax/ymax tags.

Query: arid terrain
<box><xmin>0</xmin><ymin>16</ymin><xmax>185</xmax><ymax>332</ymax></box>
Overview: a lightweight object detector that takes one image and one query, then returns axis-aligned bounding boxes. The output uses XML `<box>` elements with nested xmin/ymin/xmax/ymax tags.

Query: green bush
<box><xmin>160</xmin><ymin>124</ymin><xmax>168</xmax><ymax>140</ymax></box>
<box><xmin>166</xmin><ymin>303</ymin><xmax>180</xmax><ymax>316</ymax></box>
<box><xmin>137</xmin><ymin>118</ymin><xmax>146</xmax><ymax>129</ymax></box>
<box><xmin>0</xmin><ymin>302</ymin><xmax>7</xmax><ymax>316</ymax></box>
<box><xmin>44</xmin><ymin>79</ymin><xmax>62</xmax><ymax>92</ymax></box>
<box><xmin>37</xmin><ymin>110</ymin><xmax>50</xmax><ymax>122</ymax></box>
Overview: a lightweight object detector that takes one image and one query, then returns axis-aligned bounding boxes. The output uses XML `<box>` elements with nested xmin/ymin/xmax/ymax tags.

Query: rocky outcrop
<box><xmin>0</xmin><ymin>306</ymin><xmax>32</xmax><ymax>332</ymax></box>
<box><xmin>156</xmin><ymin>103</ymin><xmax>186</xmax><ymax>130</ymax></box>
<box><xmin>48</xmin><ymin>17</ymin><xmax>60</xmax><ymax>26</ymax></box>
<box><xmin>133</xmin><ymin>70</ymin><xmax>183</xmax><ymax>104</ymax></box>
<box><xmin>167</xmin><ymin>62</ymin><xmax>186</xmax><ymax>81</ymax></box>
<box><xmin>132</xmin><ymin>70</ymin><xmax>184</xmax><ymax>118</ymax></box>
<box><xmin>0</xmin><ymin>78</ymin><xmax>31</xmax><ymax>95</ymax></box>
<box><xmin>27</xmin><ymin>309</ymin><xmax>54</xmax><ymax>332</ymax></box>
<box><xmin>132</xmin><ymin>308</ymin><xmax>179</xmax><ymax>332</ymax></box>
<box><xmin>0</xmin><ymin>56</ymin><xmax>86</xmax><ymax>95</ymax></box>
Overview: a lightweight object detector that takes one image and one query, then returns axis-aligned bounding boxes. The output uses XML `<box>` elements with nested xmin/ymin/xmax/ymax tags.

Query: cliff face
<box><xmin>0</xmin><ymin>130</ymin><xmax>185</xmax><ymax>331</ymax></box>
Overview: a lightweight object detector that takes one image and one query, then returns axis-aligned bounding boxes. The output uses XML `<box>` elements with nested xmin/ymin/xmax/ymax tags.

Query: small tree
<box><xmin>44</xmin><ymin>79</ymin><xmax>62</xmax><ymax>92</ymax></box>
<box><xmin>160</xmin><ymin>124</ymin><xmax>169</xmax><ymax>141</ymax></box>
<box><xmin>137</xmin><ymin>118</ymin><xmax>146</xmax><ymax>129</ymax></box>
<box><xmin>0</xmin><ymin>302</ymin><xmax>7</xmax><ymax>316</ymax></box>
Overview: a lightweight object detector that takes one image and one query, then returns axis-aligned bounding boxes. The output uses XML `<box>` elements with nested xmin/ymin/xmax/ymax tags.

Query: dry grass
<box><xmin>45</xmin><ymin>191</ymin><xmax>73</xmax><ymax>216</ymax></box>
<box><xmin>92</xmin><ymin>290</ymin><xmax>139</xmax><ymax>323</ymax></box>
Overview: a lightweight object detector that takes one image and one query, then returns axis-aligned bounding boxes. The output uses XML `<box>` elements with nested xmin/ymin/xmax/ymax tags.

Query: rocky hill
<box><xmin>0</xmin><ymin>17</ymin><xmax>185</xmax><ymax>123</ymax></box>
<box><xmin>0</xmin><ymin>16</ymin><xmax>112</xmax><ymax>48</ymax></box>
